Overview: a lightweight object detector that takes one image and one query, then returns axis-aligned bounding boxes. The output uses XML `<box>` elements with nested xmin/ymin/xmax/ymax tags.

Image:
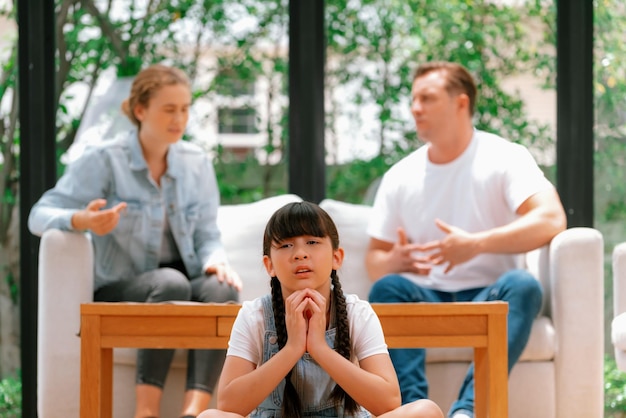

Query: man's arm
<box><xmin>425</xmin><ymin>188</ymin><xmax>567</xmax><ymax>272</ymax></box>
<box><xmin>476</xmin><ymin>187</ymin><xmax>567</xmax><ymax>253</ymax></box>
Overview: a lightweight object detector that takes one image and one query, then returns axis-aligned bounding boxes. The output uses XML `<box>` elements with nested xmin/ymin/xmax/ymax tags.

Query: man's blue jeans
<box><xmin>368</xmin><ymin>269</ymin><xmax>542</xmax><ymax>417</ymax></box>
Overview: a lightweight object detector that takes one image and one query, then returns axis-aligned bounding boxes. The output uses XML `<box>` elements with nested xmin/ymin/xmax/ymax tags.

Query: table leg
<box><xmin>474</xmin><ymin>346</ymin><xmax>487</xmax><ymax>418</ymax></box>
<box><xmin>101</xmin><ymin>348</ymin><xmax>113</xmax><ymax>417</ymax></box>
<box><xmin>80</xmin><ymin>314</ymin><xmax>101</xmax><ymax>418</ymax></box>
<box><xmin>488</xmin><ymin>313</ymin><xmax>508</xmax><ymax>418</ymax></box>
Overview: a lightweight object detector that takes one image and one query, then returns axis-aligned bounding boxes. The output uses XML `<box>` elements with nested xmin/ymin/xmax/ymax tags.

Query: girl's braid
<box><xmin>329</xmin><ymin>270</ymin><xmax>359</xmax><ymax>414</ymax></box>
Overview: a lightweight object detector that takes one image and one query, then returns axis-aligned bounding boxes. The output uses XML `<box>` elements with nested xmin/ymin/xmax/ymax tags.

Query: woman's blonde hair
<box><xmin>120</xmin><ymin>64</ymin><xmax>190</xmax><ymax>127</ymax></box>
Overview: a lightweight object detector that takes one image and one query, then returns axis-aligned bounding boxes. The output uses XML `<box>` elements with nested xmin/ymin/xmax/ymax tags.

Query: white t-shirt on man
<box><xmin>368</xmin><ymin>129</ymin><xmax>554</xmax><ymax>292</ymax></box>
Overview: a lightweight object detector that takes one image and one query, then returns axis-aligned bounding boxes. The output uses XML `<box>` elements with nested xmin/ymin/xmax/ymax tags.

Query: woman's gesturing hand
<box><xmin>71</xmin><ymin>199</ymin><xmax>127</xmax><ymax>236</ymax></box>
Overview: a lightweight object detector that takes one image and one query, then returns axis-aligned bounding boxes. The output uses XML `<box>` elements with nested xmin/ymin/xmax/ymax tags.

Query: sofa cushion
<box><xmin>517</xmin><ymin>316</ymin><xmax>556</xmax><ymax>361</ymax></box>
<box><xmin>525</xmin><ymin>245</ymin><xmax>551</xmax><ymax>317</ymax></box>
<box><xmin>319</xmin><ymin>199</ymin><xmax>373</xmax><ymax>299</ymax></box>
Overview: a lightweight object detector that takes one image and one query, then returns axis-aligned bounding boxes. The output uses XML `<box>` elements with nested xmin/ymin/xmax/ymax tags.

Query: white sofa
<box><xmin>612</xmin><ymin>243</ymin><xmax>626</xmax><ymax>371</ymax></box>
<box><xmin>37</xmin><ymin>194</ymin><xmax>604</xmax><ymax>418</ymax></box>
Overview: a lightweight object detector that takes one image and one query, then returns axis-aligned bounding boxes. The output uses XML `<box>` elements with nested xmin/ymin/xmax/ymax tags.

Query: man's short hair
<box><xmin>413</xmin><ymin>61</ymin><xmax>477</xmax><ymax>116</ymax></box>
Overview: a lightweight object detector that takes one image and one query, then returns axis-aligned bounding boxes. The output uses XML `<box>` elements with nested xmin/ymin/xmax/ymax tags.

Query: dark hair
<box><xmin>120</xmin><ymin>64</ymin><xmax>190</xmax><ymax>127</ymax></box>
<box><xmin>413</xmin><ymin>61</ymin><xmax>477</xmax><ymax>116</ymax></box>
<box><xmin>263</xmin><ymin>201</ymin><xmax>358</xmax><ymax>417</ymax></box>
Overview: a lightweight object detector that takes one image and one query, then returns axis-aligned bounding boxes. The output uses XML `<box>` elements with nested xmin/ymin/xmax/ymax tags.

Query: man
<box><xmin>366</xmin><ymin>61</ymin><xmax>567</xmax><ymax>418</ymax></box>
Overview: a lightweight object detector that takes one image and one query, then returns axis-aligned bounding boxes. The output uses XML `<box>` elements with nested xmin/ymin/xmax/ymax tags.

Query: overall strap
<box><xmin>261</xmin><ymin>294</ymin><xmax>276</xmax><ymax>331</ymax></box>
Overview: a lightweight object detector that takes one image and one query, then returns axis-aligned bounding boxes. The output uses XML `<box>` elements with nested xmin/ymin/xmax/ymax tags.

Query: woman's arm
<box><xmin>28</xmin><ymin>148</ymin><xmax>111</xmax><ymax>235</ymax></box>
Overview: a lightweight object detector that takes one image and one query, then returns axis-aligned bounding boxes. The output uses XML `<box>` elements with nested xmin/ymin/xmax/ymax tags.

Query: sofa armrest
<box><xmin>613</xmin><ymin>243</ymin><xmax>626</xmax><ymax>316</ymax></box>
<box><xmin>612</xmin><ymin>242</ymin><xmax>626</xmax><ymax>372</ymax></box>
<box><xmin>38</xmin><ymin>229</ymin><xmax>94</xmax><ymax>417</ymax></box>
<box><xmin>548</xmin><ymin>227</ymin><xmax>603</xmax><ymax>418</ymax></box>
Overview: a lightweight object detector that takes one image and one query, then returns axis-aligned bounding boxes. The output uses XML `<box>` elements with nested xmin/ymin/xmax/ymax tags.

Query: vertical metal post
<box><xmin>17</xmin><ymin>0</ymin><xmax>57</xmax><ymax>416</ymax></box>
<box><xmin>288</xmin><ymin>0</ymin><xmax>325</xmax><ymax>203</ymax></box>
<box><xmin>556</xmin><ymin>1</ymin><xmax>594</xmax><ymax>227</ymax></box>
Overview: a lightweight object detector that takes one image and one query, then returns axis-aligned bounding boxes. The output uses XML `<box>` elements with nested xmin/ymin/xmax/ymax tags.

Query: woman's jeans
<box><xmin>94</xmin><ymin>263</ymin><xmax>239</xmax><ymax>393</ymax></box>
<box><xmin>368</xmin><ymin>269</ymin><xmax>542</xmax><ymax>417</ymax></box>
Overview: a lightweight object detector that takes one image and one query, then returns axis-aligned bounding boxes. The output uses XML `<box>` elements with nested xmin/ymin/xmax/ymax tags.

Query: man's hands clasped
<box><xmin>392</xmin><ymin>219</ymin><xmax>481</xmax><ymax>275</ymax></box>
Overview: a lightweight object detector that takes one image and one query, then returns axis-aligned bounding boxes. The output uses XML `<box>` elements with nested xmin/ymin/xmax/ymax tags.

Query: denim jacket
<box><xmin>28</xmin><ymin>130</ymin><xmax>227</xmax><ymax>291</ymax></box>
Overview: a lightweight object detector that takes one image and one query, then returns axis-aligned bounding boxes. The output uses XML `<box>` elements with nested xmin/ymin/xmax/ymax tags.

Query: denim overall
<box><xmin>250</xmin><ymin>295</ymin><xmax>370</xmax><ymax>418</ymax></box>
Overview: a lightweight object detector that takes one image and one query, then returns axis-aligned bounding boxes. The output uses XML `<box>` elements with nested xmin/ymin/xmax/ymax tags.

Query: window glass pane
<box><xmin>594</xmin><ymin>2</ymin><xmax>626</xmax><ymax>228</ymax></box>
<box><xmin>57</xmin><ymin>0</ymin><xmax>289</xmax><ymax>204</ymax></box>
<box><xmin>214</xmin><ymin>68</ymin><xmax>256</xmax><ymax>97</ymax></box>
<box><xmin>325</xmin><ymin>0</ymin><xmax>556</xmax><ymax>204</ymax></box>
<box><xmin>218</xmin><ymin>107</ymin><xmax>258</xmax><ymax>134</ymax></box>
<box><xmin>594</xmin><ymin>0</ymin><xmax>626</xmax><ymax>335</ymax></box>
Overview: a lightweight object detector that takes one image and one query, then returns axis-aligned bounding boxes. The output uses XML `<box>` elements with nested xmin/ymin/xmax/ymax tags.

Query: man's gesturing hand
<box><xmin>420</xmin><ymin>219</ymin><xmax>480</xmax><ymax>273</ymax></box>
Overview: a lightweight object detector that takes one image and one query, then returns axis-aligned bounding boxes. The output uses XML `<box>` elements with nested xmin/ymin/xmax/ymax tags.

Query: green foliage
<box><xmin>45</xmin><ymin>0</ymin><xmax>561</xmax><ymax>209</ymax></box>
<box><xmin>323</xmin><ymin>0</ymin><xmax>558</xmax><ymax>204</ymax></box>
<box><xmin>0</xmin><ymin>2</ymin><xmax>18</xmax><ymax>246</ymax></box>
<box><xmin>594</xmin><ymin>1</ymin><xmax>626</xmax><ymax>223</ymax></box>
<box><xmin>0</xmin><ymin>372</ymin><xmax>21</xmax><ymax>417</ymax></box>
<box><xmin>327</xmin><ymin>157</ymin><xmax>390</xmax><ymax>204</ymax></box>
<box><xmin>213</xmin><ymin>147</ymin><xmax>286</xmax><ymax>205</ymax></box>
<box><xmin>606</xmin><ymin>355</ymin><xmax>626</xmax><ymax>416</ymax></box>
<box><xmin>117</xmin><ymin>56</ymin><xmax>144</xmax><ymax>77</ymax></box>
<box><xmin>327</xmin><ymin>141</ymin><xmax>420</xmax><ymax>204</ymax></box>
<box><xmin>3</xmin><ymin>269</ymin><xmax>18</xmax><ymax>305</ymax></box>
<box><xmin>3</xmin><ymin>2</ymin><xmax>620</xmax><ymax>215</ymax></box>
<box><xmin>325</xmin><ymin>0</ymin><xmax>555</xmax><ymax>161</ymax></box>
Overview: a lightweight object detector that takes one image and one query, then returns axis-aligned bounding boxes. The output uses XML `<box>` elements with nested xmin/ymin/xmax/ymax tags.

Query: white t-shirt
<box><xmin>227</xmin><ymin>293</ymin><xmax>388</xmax><ymax>364</ymax></box>
<box><xmin>368</xmin><ymin>129</ymin><xmax>554</xmax><ymax>292</ymax></box>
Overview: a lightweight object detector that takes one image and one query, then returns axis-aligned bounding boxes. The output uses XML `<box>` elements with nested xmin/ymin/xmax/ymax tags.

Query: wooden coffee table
<box><xmin>371</xmin><ymin>302</ymin><xmax>509</xmax><ymax>418</ymax></box>
<box><xmin>79</xmin><ymin>302</ymin><xmax>241</xmax><ymax>418</ymax></box>
<box><xmin>80</xmin><ymin>301</ymin><xmax>507</xmax><ymax>417</ymax></box>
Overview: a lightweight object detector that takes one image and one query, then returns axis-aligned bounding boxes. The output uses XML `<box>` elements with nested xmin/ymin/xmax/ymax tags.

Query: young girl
<box><xmin>198</xmin><ymin>201</ymin><xmax>443</xmax><ymax>418</ymax></box>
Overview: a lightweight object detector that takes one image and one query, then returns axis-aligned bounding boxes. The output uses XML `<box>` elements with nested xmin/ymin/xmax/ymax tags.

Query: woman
<box><xmin>28</xmin><ymin>64</ymin><xmax>241</xmax><ymax>418</ymax></box>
